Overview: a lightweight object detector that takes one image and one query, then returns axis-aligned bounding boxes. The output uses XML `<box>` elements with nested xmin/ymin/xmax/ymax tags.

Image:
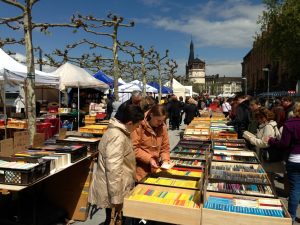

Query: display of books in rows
<box><xmin>178</xmin><ymin>139</ymin><xmax>210</xmax><ymax>147</ymax></box>
<box><xmin>172</xmin><ymin>148</ymin><xmax>206</xmax><ymax>154</ymax></box>
<box><xmin>206</xmin><ymin>182</ymin><xmax>274</xmax><ymax>197</ymax></box>
<box><xmin>0</xmin><ymin>160</ymin><xmax>39</xmax><ymax>170</ymax></box>
<box><xmin>184</xmin><ymin>129</ymin><xmax>210</xmax><ymax>135</ymax></box>
<box><xmin>170</xmin><ymin>153</ymin><xmax>206</xmax><ymax>160</ymax></box>
<box><xmin>204</xmin><ymin>194</ymin><xmax>285</xmax><ymax>217</ymax></box>
<box><xmin>212</xmin><ymin>155</ymin><xmax>259</xmax><ymax>163</ymax></box>
<box><xmin>212</xmin><ymin>139</ymin><xmax>246</xmax><ymax>148</ymax></box>
<box><xmin>155</xmin><ymin>169</ymin><xmax>203</xmax><ymax>178</ymax></box>
<box><xmin>209</xmin><ymin>170</ymin><xmax>269</xmax><ymax>184</ymax></box>
<box><xmin>128</xmin><ymin>186</ymin><xmax>200</xmax><ymax>208</ymax></box>
<box><xmin>143</xmin><ymin>177</ymin><xmax>199</xmax><ymax>189</ymax></box>
<box><xmin>170</xmin><ymin>159</ymin><xmax>205</xmax><ymax>168</ymax></box>
<box><xmin>213</xmin><ymin>150</ymin><xmax>255</xmax><ymax>156</ymax></box>
<box><xmin>210</xmin><ymin>162</ymin><xmax>265</xmax><ymax>173</ymax></box>
<box><xmin>15</xmin><ymin>151</ymin><xmax>71</xmax><ymax>173</ymax></box>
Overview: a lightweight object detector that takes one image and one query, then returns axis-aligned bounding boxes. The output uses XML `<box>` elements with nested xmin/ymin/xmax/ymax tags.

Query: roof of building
<box><xmin>193</xmin><ymin>58</ymin><xmax>205</xmax><ymax>64</ymax></box>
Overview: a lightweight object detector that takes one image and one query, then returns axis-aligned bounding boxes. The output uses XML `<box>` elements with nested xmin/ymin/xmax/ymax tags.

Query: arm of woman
<box><xmin>269</xmin><ymin>124</ymin><xmax>291</xmax><ymax>149</ymax></box>
<box><xmin>159</xmin><ymin>126</ymin><xmax>170</xmax><ymax>162</ymax></box>
<box><xmin>249</xmin><ymin>125</ymin><xmax>274</xmax><ymax>148</ymax></box>
<box><xmin>131</xmin><ymin>127</ymin><xmax>153</xmax><ymax>164</ymax></box>
<box><xmin>105</xmin><ymin>135</ymin><xmax>124</xmax><ymax>205</ymax></box>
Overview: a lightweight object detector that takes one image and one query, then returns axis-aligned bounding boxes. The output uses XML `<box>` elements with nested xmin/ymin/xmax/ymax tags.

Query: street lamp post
<box><xmin>242</xmin><ymin>77</ymin><xmax>247</xmax><ymax>95</ymax></box>
<box><xmin>262</xmin><ymin>67</ymin><xmax>270</xmax><ymax>107</ymax></box>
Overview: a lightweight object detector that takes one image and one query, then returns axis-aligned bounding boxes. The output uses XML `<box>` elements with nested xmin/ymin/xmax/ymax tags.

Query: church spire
<box><xmin>188</xmin><ymin>38</ymin><xmax>194</xmax><ymax>64</ymax></box>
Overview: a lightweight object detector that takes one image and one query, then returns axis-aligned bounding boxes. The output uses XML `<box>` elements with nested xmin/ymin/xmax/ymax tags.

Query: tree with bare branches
<box><xmin>50</xmin><ymin>13</ymin><xmax>135</xmax><ymax>100</ymax></box>
<box><xmin>151</xmin><ymin>49</ymin><xmax>169</xmax><ymax>102</ymax></box>
<box><xmin>0</xmin><ymin>0</ymin><xmax>82</xmax><ymax>144</ymax></box>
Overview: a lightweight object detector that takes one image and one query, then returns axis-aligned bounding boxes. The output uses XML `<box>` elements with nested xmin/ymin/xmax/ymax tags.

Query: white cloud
<box><xmin>206</xmin><ymin>60</ymin><xmax>242</xmax><ymax>76</ymax></box>
<box><xmin>139</xmin><ymin>0</ymin><xmax>264</xmax><ymax>48</ymax></box>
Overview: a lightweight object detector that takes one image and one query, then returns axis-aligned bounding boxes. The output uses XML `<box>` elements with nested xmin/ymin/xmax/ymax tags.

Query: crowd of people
<box><xmin>89</xmin><ymin>90</ymin><xmax>300</xmax><ymax>224</ymax></box>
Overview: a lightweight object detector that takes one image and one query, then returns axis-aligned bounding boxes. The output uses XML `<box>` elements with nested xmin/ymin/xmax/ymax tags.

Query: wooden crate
<box><xmin>202</xmin><ymin>192</ymin><xmax>292</xmax><ymax>225</ymax></box>
<box><xmin>123</xmin><ymin>184</ymin><xmax>201</xmax><ymax>225</ymax></box>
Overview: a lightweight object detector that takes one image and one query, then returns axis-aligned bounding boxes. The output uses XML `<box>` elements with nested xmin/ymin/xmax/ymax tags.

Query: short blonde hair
<box><xmin>293</xmin><ymin>102</ymin><xmax>300</xmax><ymax>117</ymax></box>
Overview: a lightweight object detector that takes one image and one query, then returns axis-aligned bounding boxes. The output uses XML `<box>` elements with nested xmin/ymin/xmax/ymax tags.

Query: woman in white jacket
<box><xmin>243</xmin><ymin>107</ymin><xmax>283</xmax><ymax>176</ymax></box>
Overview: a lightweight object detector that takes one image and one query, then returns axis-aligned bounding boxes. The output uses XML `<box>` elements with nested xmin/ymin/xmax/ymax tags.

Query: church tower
<box><xmin>186</xmin><ymin>39</ymin><xmax>206</xmax><ymax>85</ymax></box>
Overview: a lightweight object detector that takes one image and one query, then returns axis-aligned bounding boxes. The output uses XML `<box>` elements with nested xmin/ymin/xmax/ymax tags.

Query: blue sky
<box><xmin>0</xmin><ymin>0</ymin><xmax>265</xmax><ymax>77</ymax></box>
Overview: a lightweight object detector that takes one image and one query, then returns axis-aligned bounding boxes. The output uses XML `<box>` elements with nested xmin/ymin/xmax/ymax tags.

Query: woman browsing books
<box><xmin>131</xmin><ymin>104</ymin><xmax>170</xmax><ymax>181</ymax></box>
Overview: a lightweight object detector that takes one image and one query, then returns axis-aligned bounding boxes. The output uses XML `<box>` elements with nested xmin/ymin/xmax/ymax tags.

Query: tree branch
<box><xmin>0</xmin><ymin>37</ymin><xmax>24</xmax><ymax>48</ymax></box>
<box><xmin>0</xmin><ymin>0</ymin><xmax>25</xmax><ymax>11</ymax></box>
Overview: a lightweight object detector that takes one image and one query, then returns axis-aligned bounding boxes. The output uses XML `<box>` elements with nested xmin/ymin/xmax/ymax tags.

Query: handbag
<box><xmin>109</xmin><ymin>207</ymin><xmax>122</xmax><ymax>225</ymax></box>
<box><xmin>261</xmin><ymin>124</ymin><xmax>284</xmax><ymax>162</ymax></box>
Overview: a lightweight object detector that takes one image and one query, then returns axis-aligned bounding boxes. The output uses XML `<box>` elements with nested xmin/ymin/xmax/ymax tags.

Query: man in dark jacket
<box><xmin>115</xmin><ymin>90</ymin><xmax>142</xmax><ymax>121</ymax></box>
<box><xmin>227</xmin><ymin>95</ymin><xmax>250</xmax><ymax>139</ymax></box>
<box><xmin>184</xmin><ymin>97</ymin><xmax>199</xmax><ymax>125</ymax></box>
<box><xmin>168</xmin><ymin>95</ymin><xmax>181</xmax><ymax>130</ymax></box>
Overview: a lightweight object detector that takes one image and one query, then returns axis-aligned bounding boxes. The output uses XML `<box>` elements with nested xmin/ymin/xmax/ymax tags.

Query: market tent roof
<box><xmin>0</xmin><ymin>48</ymin><xmax>59</xmax><ymax>85</ymax></box>
<box><xmin>93</xmin><ymin>71</ymin><xmax>126</xmax><ymax>88</ymax></box>
<box><xmin>148</xmin><ymin>81</ymin><xmax>172</xmax><ymax>94</ymax></box>
<box><xmin>51</xmin><ymin>62</ymin><xmax>109</xmax><ymax>91</ymax></box>
<box><xmin>118</xmin><ymin>82</ymin><xmax>142</xmax><ymax>92</ymax></box>
<box><xmin>165</xmin><ymin>78</ymin><xmax>188</xmax><ymax>99</ymax></box>
<box><xmin>128</xmin><ymin>80</ymin><xmax>158</xmax><ymax>93</ymax></box>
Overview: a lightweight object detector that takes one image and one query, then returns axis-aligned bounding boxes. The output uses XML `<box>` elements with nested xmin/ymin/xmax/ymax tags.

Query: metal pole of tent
<box><xmin>58</xmin><ymin>89</ymin><xmax>61</xmax><ymax>133</ymax></box>
<box><xmin>77</xmin><ymin>84</ymin><xmax>80</xmax><ymax>132</ymax></box>
<box><xmin>3</xmin><ymin>70</ymin><xmax>7</xmax><ymax>139</ymax></box>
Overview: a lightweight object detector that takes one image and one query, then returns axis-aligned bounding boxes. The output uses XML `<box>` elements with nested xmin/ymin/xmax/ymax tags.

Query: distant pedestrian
<box><xmin>221</xmin><ymin>97</ymin><xmax>231</xmax><ymax>117</ymax></box>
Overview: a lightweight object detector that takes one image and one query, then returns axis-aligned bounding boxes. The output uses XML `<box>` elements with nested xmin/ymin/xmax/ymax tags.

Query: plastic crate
<box><xmin>0</xmin><ymin>157</ymin><xmax>51</xmax><ymax>185</ymax></box>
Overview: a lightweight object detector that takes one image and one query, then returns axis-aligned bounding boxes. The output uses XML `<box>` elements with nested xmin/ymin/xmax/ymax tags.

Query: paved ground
<box><xmin>73</xmin><ymin>124</ymin><xmax>300</xmax><ymax>225</ymax></box>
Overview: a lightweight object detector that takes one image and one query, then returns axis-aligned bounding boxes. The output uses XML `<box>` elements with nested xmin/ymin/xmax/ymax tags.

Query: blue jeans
<box><xmin>286</xmin><ymin>161</ymin><xmax>300</xmax><ymax>221</ymax></box>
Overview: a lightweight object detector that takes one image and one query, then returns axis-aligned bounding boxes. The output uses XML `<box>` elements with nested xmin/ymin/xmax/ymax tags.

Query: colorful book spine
<box><xmin>129</xmin><ymin>187</ymin><xmax>200</xmax><ymax>208</ymax></box>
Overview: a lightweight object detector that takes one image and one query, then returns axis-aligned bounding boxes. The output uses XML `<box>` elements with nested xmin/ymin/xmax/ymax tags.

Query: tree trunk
<box><xmin>141</xmin><ymin>56</ymin><xmax>146</xmax><ymax>95</ymax></box>
<box><xmin>158</xmin><ymin>64</ymin><xmax>162</xmax><ymax>103</ymax></box>
<box><xmin>24</xmin><ymin>2</ymin><xmax>36</xmax><ymax>145</ymax></box>
<box><xmin>112</xmin><ymin>27</ymin><xmax>119</xmax><ymax>101</ymax></box>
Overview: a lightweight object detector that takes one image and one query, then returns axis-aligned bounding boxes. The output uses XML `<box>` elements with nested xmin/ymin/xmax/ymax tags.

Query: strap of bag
<box><xmin>110</xmin><ymin>208</ymin><xmax>116</xmax><ymax>225</ymax></box>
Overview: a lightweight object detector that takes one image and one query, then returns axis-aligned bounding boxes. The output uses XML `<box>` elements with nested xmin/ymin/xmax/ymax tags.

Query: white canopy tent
<box><xmin>165</xmin><ymin>78</ymin><xmax>188</xmax><ymax>101</ymax></box>
<box><xmin>128</xmin><ymin>80</ymin><xmax>158</xmax><ymax>93</ymax></box>
<box><xmin>51</xmin><ymin>62</ymin><xmax>108</xmax><ymax>91</ymax></box>
<box><xmin>0</xmin><ymin>48</ymin><xmax>59</xmax><ymax>85</ymax></box>
<box><xmin>51</xmin><ymin>62</ymin><xmax>109</xmax><ymax>130</ymax></box>
<box><xmin>117</xmin><ymin>82</ymin><xmax>142</xmax><ymax>103</ymax></box>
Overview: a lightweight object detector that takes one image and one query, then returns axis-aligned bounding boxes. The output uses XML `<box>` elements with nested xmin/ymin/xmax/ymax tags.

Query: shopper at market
<box><xmin>140</xmin><ymin>96</ymin><xmax>156</xmax><ymax>113</ymax></box>
<box><xmin>281</xmin><ymin>96</ymin><xmax>295</xmax><ymax>121</ymax></box>
<box><xmin>183</xmin><ymin>97</ymin><xmax>199</xmax><ymax>125</ymax></box>
<box><xmin>271</xmin><ymin>98</ymin><xmax>285</xmax><ymax>129</ymax></box>
<box><xmin>167</xmin><ymin>95</ymin><xmax>181</xmax><ymax>130</ymax></box>
<box><xmin>131</xmin><ymin>104</ymin><xmax>170</xmax><ymax>181</ymax></box>
<box><xmin>243</xmin><ymin>107</ymin><xmax>282</xmax><ymax>183</ymax></box>
<box><xmin>221</xmin><ymin>97</ymin><xmax>231</xmax><ymax>117</ymax></box>
<box><xmin>248</xmin><ymin>99</ymin><xmax>261</xmax><ymax>134</ymax></box>
<box><xmin>267</xmin><ymin>102</ymin><xmax>300</xmax><ymax>223</ymax></box>
<box><xmin>115</xmin><ymin>90</ymin><xmax>143</xmax><ymax>121</ymax></box>
<box><xmin>88</xmin><ymin>105</ymin><xmax>144</xmax><ymax>225</ymax></box>
<box><xmin>227</xmin><ymin>95</ymin><xmax>250</xmax><ymax>138</ymax></box>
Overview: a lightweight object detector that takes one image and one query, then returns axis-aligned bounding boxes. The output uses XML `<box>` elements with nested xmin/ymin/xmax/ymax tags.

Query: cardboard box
<box><xmin>124</xmin><ymin>184</ymin><xmax>201</xmax><ymax>225</ymax></box>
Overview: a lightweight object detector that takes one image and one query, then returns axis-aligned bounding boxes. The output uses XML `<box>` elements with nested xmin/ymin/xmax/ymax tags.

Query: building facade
<box><xmin>205</xmin><ymin>74</ymin><xmax>243</xmax><ymax>96</ymax></box>
<box><xmin>185</xmin><ymin>40</ymin><xmax>206</xmax><ymax>85</ymax></box>
<box><xmin>241</xmin><ymin>38</ymin><xmax>291</xmax><ymax>96</ymax></box>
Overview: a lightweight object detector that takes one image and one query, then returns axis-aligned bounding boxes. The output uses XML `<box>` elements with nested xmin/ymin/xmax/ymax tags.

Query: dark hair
<box><xmin>254</xmin><ymin>107</ymin><xmax>275</xmax><ymax>121</ymax></box>
<box><xmin>140</xmin><ymin>96</ymin><xmax>156</xmax><ymax>112</ymax></box>
<box><xmin>148</xmin><ymin>104</ymin><xmax>167</xmax><ymax>117</ymax></box>
<box><xmin>120</xmin><ymin>105</ymin><xmax>144</xmax><ymax>124</ymax></box>
<box><xmin>282</xmin><ymin>96</ymin><xmax>293</xmax><ymax>102</ymax></box>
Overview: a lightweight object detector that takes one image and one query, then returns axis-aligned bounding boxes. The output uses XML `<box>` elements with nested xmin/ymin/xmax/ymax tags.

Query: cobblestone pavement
<box><xmin>74</xmin><ymin>123</ymin><xmax>300</xmax><ymax>225</ymax></box>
